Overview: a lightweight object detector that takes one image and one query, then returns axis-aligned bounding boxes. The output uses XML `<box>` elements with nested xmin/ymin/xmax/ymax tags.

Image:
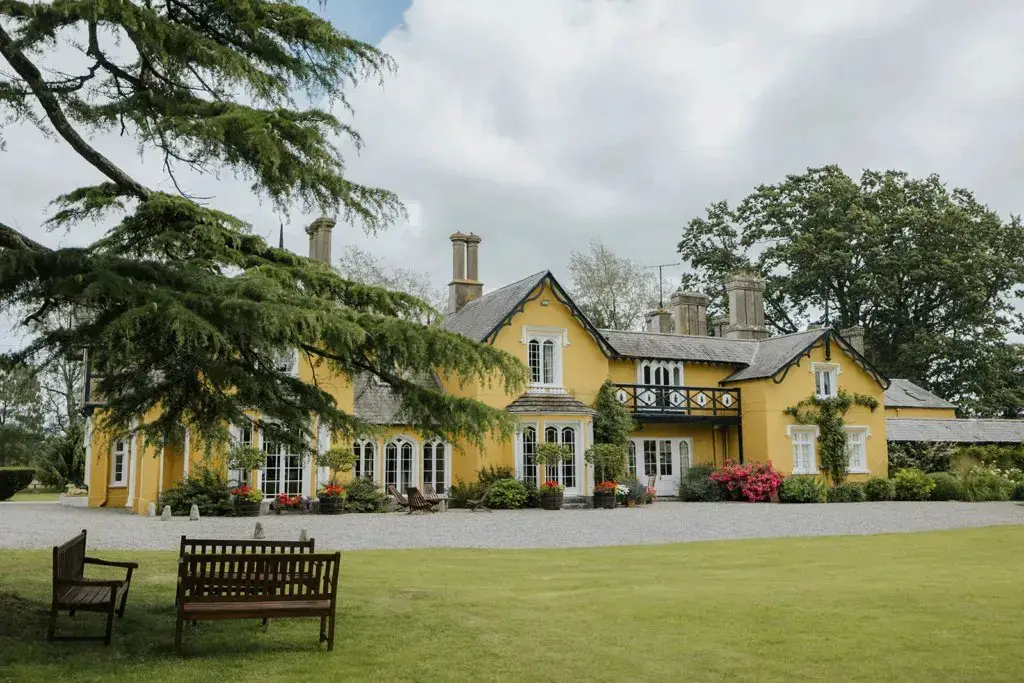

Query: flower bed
<box><xmin>709</xmin><ymin>460</ymin><xmax>784</xmax><ymax>502</ymax></box>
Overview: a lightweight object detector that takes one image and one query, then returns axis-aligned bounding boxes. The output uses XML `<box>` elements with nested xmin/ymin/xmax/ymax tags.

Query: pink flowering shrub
<box><xmin>709</xmin><ymin>460</ymin><xmax>784</xmax><ymax>502</ymax></box>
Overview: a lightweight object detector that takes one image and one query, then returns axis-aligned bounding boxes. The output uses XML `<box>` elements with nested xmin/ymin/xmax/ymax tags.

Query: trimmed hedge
<box><xmin>779</xmin><ymin>476</ymin><xmax>827</xmax><ymax>504</ymax></box>
<box><xmin>0</xmin><ymin>467</ymin><xmax>35</xmax><ymax>501</ymax></box>
<box><xmin>827</xmin><ymin>482</ymin><xmax>866</xmax><ymax>503</ymax></box>
<box><xmin>927</xmin><ymin>472</ymin><xmax>962</xmax><ymax>501</ymax></box>
<box><xmin>864</xmin><ymin>477</ymin><xmax>895</xmax><ymax>502</ymax></box>
<box><xmin>893</xmin><ymin>468</ymin><xmax>935</xmax><ymax>501</ymax></box>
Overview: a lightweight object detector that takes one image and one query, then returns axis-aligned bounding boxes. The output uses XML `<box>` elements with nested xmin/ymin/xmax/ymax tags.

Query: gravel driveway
<box><xmin>2</xmin><ymin>501</ymin><xmax>1023</xmax><ymax>551</ymax></box>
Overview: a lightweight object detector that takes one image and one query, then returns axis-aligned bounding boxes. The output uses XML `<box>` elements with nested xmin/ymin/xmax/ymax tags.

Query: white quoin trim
<box><xmin>125</xmin><ymin>419</ymin><xmax>138</xmax><ymax>508</ymax></box>
<box><xmin>183</xmin><ymin>428</ymin><xmax>191</xmax><ymax>477</ymax></box>
<box><xmin>158</xmin><ymin>438</ymin><xmax>165</xmax><ymax>494</ymax></box>
<box><xmin>83</xmin><ymin>416</ymin><xmax>93</xmax><ymax>489</ymax></box>
<box><xmin>316</xmin><ymin>421</ymin><xmax>331</xmax><ymax>488</ymax></box>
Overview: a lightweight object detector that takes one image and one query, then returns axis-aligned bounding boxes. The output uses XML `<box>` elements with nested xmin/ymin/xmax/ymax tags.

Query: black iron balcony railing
<box><xmin>611</xmin><ymin>384</ymin><xmax>741</xmax><ymax>424</ymax></box>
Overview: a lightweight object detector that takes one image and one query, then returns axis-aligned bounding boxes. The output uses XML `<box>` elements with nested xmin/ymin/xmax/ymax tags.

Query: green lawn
<box><xmin>2</xmin><ymin>527</ymin><xmax>1023</xmax><ymax>682</ymax></box>
<box><xmin>6</xmin><ymin>490</ymin><xmax>60</xmax><ymax>502</ymax></box>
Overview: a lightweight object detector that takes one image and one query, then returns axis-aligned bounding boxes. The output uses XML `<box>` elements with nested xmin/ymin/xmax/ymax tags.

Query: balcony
<box><xmin>611</xmin><ymin>384</ymin><xmax>741</xmax><ymax>425</ymax></box>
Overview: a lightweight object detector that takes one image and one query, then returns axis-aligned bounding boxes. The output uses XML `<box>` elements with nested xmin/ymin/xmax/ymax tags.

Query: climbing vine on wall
<box><xmin>784</xmin><ymin>390</ymin><xmax>879</xmax><ymax>485</ymax></box>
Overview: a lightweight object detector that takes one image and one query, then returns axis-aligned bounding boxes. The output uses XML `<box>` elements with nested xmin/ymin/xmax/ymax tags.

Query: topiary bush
<box><xmin>779</xmin><ymin>476</ymin><xmax>827</xmax><ymax>503</ymax></box>
<box><xmin>159</xmin><ymin>467</ymin><xmax>233</xmax><ymax>516</ymax></box>
<box><xmin>864</xmin><ymin>477</ymin><xmax>895</xmax><ymax>501</ymax></box>
<box><xmin>892</xmin><ymin>468</ymin><xmax>935</xmax><ymax>501</ymax></box>
<box><xmin>487</xmin><ymin>478</ymin><xmax>528</xmax><ymax>509</ymax></box>
<box><xmin>343</xmin><ymin>477</ymin><xmax>391</xmax><ymax>513</ymax></box>
<box><xmin>928</xmin><ymin>472</ymin><xmax>963</xmax><ymax>501</ymax></box>
<box><xmin>679</xmin><ymin>465</ymin><xmax>721</xmax><ymax>502</ymax></box>
<box><xmin>959</xmin><ymin>467</ymin><xmax>1013</xmax><ymax>502</ymax></box>
<box><xmin>0</xmin><ymin>467</ymin><xmax>35</xmax><ymax>501</ymax></box>
<box><xmin>827</xmin><ymin>482</ymin><xmax>866</xmax><ymax>503</ymax></box>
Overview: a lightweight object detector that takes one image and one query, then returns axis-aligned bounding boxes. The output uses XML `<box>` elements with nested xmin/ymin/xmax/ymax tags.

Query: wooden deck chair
<box><xmin>405</xmin><ymin>487</ymin><xmax>436</xmax><ymax>514</ymax></box>
<box><xmin>388</xmin><ymin>484</ymin><xmax>410</xmax><ymax>510</ymax></box>
<box><xmin>467</xmin><ymin>485</ymin><xmax>493</xmax><ymax>512</ymax></box>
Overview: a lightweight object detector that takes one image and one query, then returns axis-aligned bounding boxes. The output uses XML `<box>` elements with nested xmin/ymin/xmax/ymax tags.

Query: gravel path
<box><xmin>2</xmin><ymin>501</ymin><xmax>1023</xmax><ymax>551</ymax></box>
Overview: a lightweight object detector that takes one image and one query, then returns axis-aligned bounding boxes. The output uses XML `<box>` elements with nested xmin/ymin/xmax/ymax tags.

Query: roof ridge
<box><xmin>599</xmin><ymin>328</ymin><xmax>759</xmax><ymax>342</ymax></box>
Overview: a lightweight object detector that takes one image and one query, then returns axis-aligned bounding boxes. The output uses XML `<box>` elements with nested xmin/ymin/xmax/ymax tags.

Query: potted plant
<box><xmin>317</xmin><ymin>483</ymin><xmax>346</xmax><ymax>514</ymax></box>
<box><xmin>273</xmin><ymin>493</ymin><xmax>307</xmax><ymax>514</ymax></box>
<box><xmin>533</xmin><ymin>441</ymin><xmax>571</xmax><ymax>505</ymax></box>
<box><xmin>227</xmin><ymin>442</ymin><xmax>265</xmax><ymax>488</ymax></box>
<box><xmin>230</xmin><ymin>485</ymin><xmax>263</xmax><ymax>516</ymax></box>
<box><xmin>593</xmin><ymin>480</ymin><xmax>617</xmax><ymax>509</ymax></box>
<box><xmin>314</xmin><ymin>445</ymin><xmax>355</xmax><ymax>514</ymax></box>
<box><xmin>538</xmin><ymin>480</ymin><xmax>565</xmax><ymax>510</ymax></box>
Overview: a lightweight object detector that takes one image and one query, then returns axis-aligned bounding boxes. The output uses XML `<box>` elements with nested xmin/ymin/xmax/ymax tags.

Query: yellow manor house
<box><xmin>83</xmin><ymin>221</ymin><xmax>955</xmax><ymax>513</ymax></box>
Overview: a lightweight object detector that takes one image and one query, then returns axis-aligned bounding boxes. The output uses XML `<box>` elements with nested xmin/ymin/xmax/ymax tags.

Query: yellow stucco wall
<box><xmin>885</xmin><ymin>406</ymin><xmax>957</xmax><ymax>420</ymax></box>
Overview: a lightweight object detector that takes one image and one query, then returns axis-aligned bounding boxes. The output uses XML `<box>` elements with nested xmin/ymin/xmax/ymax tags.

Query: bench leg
<box><xmin>327</xmin><ymin>613</ymin><xmax>336</xmax><ymax>652</ymax></box>
<box><xmin>118</xmin><ymin>569</ymin><xmax>134</xmax><ymax>618</ymax></box>
<box><xmin>69</xmin><ymin>608</ymin><xmax>76</xmax><ymax>618</ymax></box>
<box><xmin>47</xmin><ymin>607</ymin><xmax>57</xmax><ymax>642</ymax></box>
<box><xmin>174</xmin><ymin>618</ymin><xmax>184</xmax><ymax>654</ymax></box>
<box><xmin>319</xmin><ymin>616</ymin><xmax>327</xmax><ymax>644</ymax></box>
<box><xmin>103</xmin><ymin>607</ymin><xmax>115</xmax><ymax>646</ymax></box>
<box><xmin>261</xmin><ymin>617</ymin><xmax>270</xmax><ymax>632</ymax></box>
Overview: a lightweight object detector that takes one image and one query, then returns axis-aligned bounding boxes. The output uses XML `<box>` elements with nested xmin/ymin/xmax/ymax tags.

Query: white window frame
<box><xmin>353</xmin><ymin>438</ymin><xmax>378</xmax><ymax>483</ymax></box>
<box><xmin>316</xmin><ymin>421</ymin><xmax>331</xmax><ymax>487</ymax></box>
<box><xmin>542</xmin><ymin>422</ymin><xmax>582</xmax><ymax>493</ymax></box>
<box><xmin>787</xmin><ymin>425</ymin><xmax>820</xmax><ymax>475</ymax></box>
<box><xmin>383</xmin><ymin>435</ymin><xmax>419</xmax><ymax>494</ymax></box>
<box><xmin>515</xmin><ymin>422</ymin><xmax>539</xmax><ymax>484</ymax></box>
<box><xmin>110</xmin><ymin>438</ymin><xmax>130</xmax><ymax>487</ymax></box>
<box><xmin>845</xmin><ymin>426</ymin><xmax>870</xmax><ymax>474</ymax></box>
<box><xmin>635</xmin><ymin>360</ymin><xmax>685</xmax><ymax>387</ymax></box>
<box><xmin>228</xmin><ymin>420</ymin><xmax>255</xmax><ymax>486</ymax></box>
<box><xmin>522</xmin><ymin>326</ymin><xmax>568</xmax><ymax>389</ymax></box>
<box><xmin>811</xmin><ymin>362</ymin><xmax>841</xmax><ymax>399</ymax></box>
<box><xmin>421</xmin><ymin>440</ymin><xmax>451</xmax><ymax>494</ymax></box>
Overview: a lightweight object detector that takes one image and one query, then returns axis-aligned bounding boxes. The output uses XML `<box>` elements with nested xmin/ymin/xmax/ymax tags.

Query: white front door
<box><xmin>543</xmin><ymin>424</ymin><xmax>580</xmax><ymax>495</ymax></box>
<box><xmin>633</xmin><ymin>438</ymin><xmax>681</xmax><ymax>497</ymax></box>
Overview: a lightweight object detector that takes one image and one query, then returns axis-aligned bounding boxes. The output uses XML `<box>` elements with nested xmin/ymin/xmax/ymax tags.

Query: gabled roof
<box><xmin>598</xmin><ymin>329</ymin><xmax>755</xmax><ymax>364</ymax></box>
<box><xmin>722</xmin><ymin>329</ymin><xmax>829</xmax><ymax>382</ymax></box>
<box><xmin>505</xmin><ymin>392</ymin><xmax>596</xmax><ymax>415</ymax></box>
<box><xmin>884</xmin><ymin>379</ymin><xmax>955</xmax><ymax>410</ymax></box>
<box><xmin>352</xmin><ymin>371</ymin><xmax>442</xmax><ymax>425</ymax></box>
<box><xmin>886</xmin><ymin>418</ymin><xmax>1024</xmax><ymax>443</ymax></box>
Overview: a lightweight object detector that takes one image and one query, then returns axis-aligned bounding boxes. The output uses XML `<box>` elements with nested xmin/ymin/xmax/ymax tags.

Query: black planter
<box><xmin>318</xmin><ymin>496</ymin><xmax>344</xmax><ymax>515</ymax></box>
<box><xmin>593</xmin><ymin>491</ymin><xmax>616</xmax><ymax>509</ymax></box>
<box><xmin>233</xmin><ymin>500</ymin><xmax>261</xmax><ymax>517</ymax></box>
<box><xmin>540</xmin><ymin>492</ymin><xmax>564</xmax><ymax>510</ymax></box>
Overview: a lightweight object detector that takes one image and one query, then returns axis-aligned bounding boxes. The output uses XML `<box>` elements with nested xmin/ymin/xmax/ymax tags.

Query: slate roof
<box><xmin>505</xmin><ymin>392</ymin><xmax>596</xmax><ymax>415</ymax></box>
<box><xmin>884</xmin><ymin>379</ymin><xmax>955</xmax><ymax>410</ymax></box>
<box><xmin>886</xmin><ymin>418</ymin><xmax>1024</xmax><ymax>443</ymax></box>
<box><xmin>722</xmin><ymin>329</ymin><xmax>829</xmax><ymax>382</ymax></box>
<box><xmin>597</xmin><ymin>329</ymin><xmax>755</xmax><ymax>364</ymax></box>
<box><xmin>352</xmin><ymin>372</ymin><xmax>442</xmax><ymax>425</ymax></box>
<box><xmin>443</xmin><ymin>271</ymin><xmax>548</xmax><ymax>341</ymax></box>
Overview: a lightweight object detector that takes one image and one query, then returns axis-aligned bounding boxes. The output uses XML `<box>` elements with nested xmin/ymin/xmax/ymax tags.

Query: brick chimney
<box><xmin>840</xmin><ymin>325</ymin><xmax>865</xmax><ymax>355</ymax></box>
<box><xmin>306</xmin><ymin>217</ymin><xmax>336</xmax><ymax>263</ymax></box>
<box><xmin>645</xmin><ymin>308</ymin><xmax>674</xmax><ymax>334</ymax></box>
<box><xmin>724</xmin><ymin>272</ymin><xmax>769</xmax><ymax>340</ymax></box>
<box><xmin>670</xmin><ymin>290</ymin><xmax>710</xmax><ymax>336</ymax></box>
<box><xmin>448</xmin><ymin>232</ymin><xmax>483</xmax><ymax>314</ymax></box>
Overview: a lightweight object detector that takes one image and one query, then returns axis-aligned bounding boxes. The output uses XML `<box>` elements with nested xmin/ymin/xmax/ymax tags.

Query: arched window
<box><xmin>385</xmin><ymin>437</ymin><xmax>416</xmax><ymax>493</ymax></box>
<box><xmin>541</xmin><ymin>340</ymin><xmax>555</xmax><ymax>384</ymax></box>
<box><xmin>544</xmin><ymin>426</ymin><xmax>559</xmax><ymax>480</ymax></box>
<box><xmin>423</xmin><ymin>440</ymin><xmax>448</xmax><ymax>493</ymax></box>
<box><xmin>353</xmin><ymin>440</ymin><xmax>375</xmax><ymax>481</ymax></box>
<box><xmin>528</xmin><ymin>340</ymin><xmax>541</xmax><ymax>384</ymax></box>
<box><xmin>521</xmin><ymin>426</ymin><xmax>537</xmax><ymax>485</ymax></box>
<box><xmin>679</xmin><ymin>440</ymin><xmax>691</xmax><ymax>470</ymax></box>
<box><xmin>628</xmin><ymin>441</ymin><xmax>637</xmax><ymax>477</ymax></box>
<box><xmin>561</xmin><ymin>426</ymin><xmax>576</xmax><ymax>489</ymax></box>
<box><xmin>525</xmin><ymin>330</ymin><xmax>563</xmax><ymax>387</ymax></box>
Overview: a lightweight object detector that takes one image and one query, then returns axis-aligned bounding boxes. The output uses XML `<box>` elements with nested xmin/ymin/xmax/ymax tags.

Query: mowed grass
<box><xmin>2</xmin><ymin>527</ymin><xmax>1024</xmax><ymax>682</ymax></box>
<box><xmin>6</xmin><ymin>491</ymin><xmax>60</xmax><ymax>502</ymax></box>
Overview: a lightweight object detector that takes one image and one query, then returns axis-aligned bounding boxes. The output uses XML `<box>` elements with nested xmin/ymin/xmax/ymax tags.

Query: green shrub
<box><xmin>892</xmin><ymin>468</ymin><xmax>935</xmax><ymax>501</ymax></box>
<box><xmin>447</xmin><ymin>478</ymin><xmax>484</xmax><ymax>509</ymax></box>
<box><xmin>679</xmin><ymin>465</ymin><xmax>721</xmax><ymax>502</ymax></box>
<box><xmin>521</xmin><ymin>479</ymin><xmax>541</xmax><ymax>508</ymax></box>
<box><xmin>779</xmin><ymin>476</ymin><xmax>827</xmax><ymax>503</ymax></box>
<box><xmin>343</xmin><ymin>477</ymin><xmax>390</xmax><ymax>513</ymax></box>
<box><xmin>0</xmin><ymin>467</ymin><xmax>35</xmax><ymax>501</ymax></box>
<box><xmin>827</xmin><ymin>482</ymin><xmax>866</xmax><ymax>503</ymax></box>
<box><xmin>477</xmin><ymin>465</ymin><xmax>516</xmax><ymax>485</ymax></box>
<box><xmin>864</xmin><ymin>477</ymin><xmax>895</xmax><ymax>501</ymax></box>
<box><xmin>487</xmin><ymin>478</ymin><xmax>528</xmax><ymax>509</ymax></box>
<box><xmin>1012</xmin><ymin>481</ymin><xmax>1024</xmax><ymax>502</ymax></box>
<box><xmin>159</xmin><ymin>468</ymin><xmax>233</xmax><ymax>516</ymax></box>
<box><xmin>960</xmin><ymin>468</ymin><xmax>1013</xmax><ymax>502</ymax></box>
<box><xmin>927</xmin><ymin>472</ymin><xmax>962</xmax><ymax>501</ymax></box>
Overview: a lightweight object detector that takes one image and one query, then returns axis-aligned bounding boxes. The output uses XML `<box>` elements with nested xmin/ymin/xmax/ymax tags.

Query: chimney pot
<box><xmin>724</xmin><ymin>272</ymin><xmax>769</xmax><ymax>340</ymax></box>
<box><xmin>305</xmin><ymin>216</ymin><xmax>336</xmax><ymax>263</ymax></box>
<box><xmin>670</xmin><ymin>290</ymin><xmax>710</xmax><ymax>336</ymax></box>
<box><xmin>645</xmin><ymin>309</ymin><xmax>674</xmax><ymax>334</ymax></box>
<box><xmin>448</xmin><ymin>232</ymin><xmax>483</xmax><ymax>314</ymax></box>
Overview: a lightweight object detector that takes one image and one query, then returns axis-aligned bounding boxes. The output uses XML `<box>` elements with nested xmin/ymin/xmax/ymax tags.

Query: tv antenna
<box><xmin>645</xmin><ymin>262</ymin><xmax>681</xmax><ymax>309</ymax></box>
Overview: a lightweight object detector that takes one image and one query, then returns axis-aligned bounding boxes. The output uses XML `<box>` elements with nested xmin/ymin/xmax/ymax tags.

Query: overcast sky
<box><xmin>2</xmin><ymin>0</ymin><xmax>1023</xmax><ymax>337</ymax></box>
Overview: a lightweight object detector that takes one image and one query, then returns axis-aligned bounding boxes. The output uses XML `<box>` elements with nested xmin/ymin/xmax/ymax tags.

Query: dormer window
<box><xmin>812</xmin><ymin>362</ymin><xmax>840</xmax><ymax>399</ymax></box>
<box><xmin>522</xmin><ymin>326</ymin><xmax>567</xmax><ymax>387</ymax></box>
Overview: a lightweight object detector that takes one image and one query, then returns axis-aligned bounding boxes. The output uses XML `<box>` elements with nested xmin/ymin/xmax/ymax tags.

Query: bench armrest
<box><xmin>58</xmin><ymin>578</ymin><xmax>124</xmax><ymax>589</ymax></box>
<box><xmin>84</xmin><ymin>557</ymin><xmax>139</xmax><ymax>569</ymax></box>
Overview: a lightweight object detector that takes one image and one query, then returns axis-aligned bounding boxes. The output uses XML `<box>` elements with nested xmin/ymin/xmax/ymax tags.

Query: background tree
<box><xmin>336</xmin><ymin>245</ymin><xmax>445</xmax><ymax>324</ymax></box>
<box><xmin>0</xmin><ymin>364</ymin><xmax>45</xmax><ymax>466</ymax></box>
<box><xmin>679</xmin><ymin>166</ymin><xmax>1024</xmax><ymax>413</ymax></box>
<box><xmin>567</xmin><ymin>238</ymin><xmax>658</xmax><ymax>330</ymax></box>
<box><xmin>0</xmin><ymin>1</ymin><xmax>526</xmax><ymax>454</ymax></box>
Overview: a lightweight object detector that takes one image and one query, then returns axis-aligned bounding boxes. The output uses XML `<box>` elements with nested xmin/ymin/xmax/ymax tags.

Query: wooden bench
<box><xmin>179</xmin><ymin>535</ymin><xmax>315</xmax><ymax>558</ymax></box>
<box><xmin>175</xmin><ymin>552</ymin><xmax>341</xmax><ymax>653</ymax></box>
<box><xmin>49</xmin><ymin>529</ymin><xmax>138</xmax><ymax>646</ymax></box>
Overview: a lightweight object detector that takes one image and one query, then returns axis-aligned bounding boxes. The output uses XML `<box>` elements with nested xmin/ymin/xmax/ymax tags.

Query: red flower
<box><xmin>594</xmin><ymin>481</ymin><xmax>617</xmax><ymax>494</ymax></box>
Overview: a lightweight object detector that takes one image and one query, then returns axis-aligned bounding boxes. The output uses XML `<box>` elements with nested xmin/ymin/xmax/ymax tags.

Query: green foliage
<box><xmin>927</xmin><ymin>472</ymin><xmax>963</xmax><ymax>501</ymax></box>
<box><xmin>521</xmin><ymin>479</ymin><xmax>541</xmax><ymax>508</ymax></box>
<box><xmin>227</xmin><ymin>444</ymin><xmax>265</xmax><ymax>474</ymax></box>
<box><xmin>486</xmin><ymin>478</ymin><xmax>528</xmax><ymax>510</ymax></box>
<box><xmin>316</xmin><ymin>446</ymin><xmax>356</xmax><ymax>484</ymax></box>
<box><xmin>1012</xmin><ymin>481</ymin><xmax>1024</xmax><ymax>502</ymax></box>
<box><xmin>827</xmin><ymin>482</ymin><xmax>866</xmax><ymax>503</ymax></box>
<box><xmin>477</xmin><ymin>465</ymin><xmax>516</xmax><ymax>485</ymax></box>
<box><xmin>888</xmin><ymin>442</ymin><xmax>954</xmax><ymax>475</ymax></box>
<box><xmin>0</xmin><ymin>365</ymin><xmax>45</xmax><ymax>467</ymax></box>
<box><xmin>892</xmin><ymin>468</ymin><xmax>936</xmax><ymax>502</ymax></box>
<box><xmin>585</xmin><ymin>443</ymin><xmax>628</xmax><ymax>483</ymax></box>
<box><xmin>592</xmin><ymin>380</ymin><xmax>636</xmax><ymax>447</ymax></box>
<box><xmin>0</xmin><ymin>0</ymin><xmax>527</xmax><ymax>459</ymax></box>
<box><xmin>678</xmin><ymin>166</ymin><xmax>1024</xmax><ymax>415</ymax></box>
<box><xmin>950</xmin><ymin>444</ymin><xmax>1024</xmax><ymax>471</ymax></box>
<box><xmin>678</xmin><ymin>465</ymin><xmax>721</xmax><ymax>502</ymax></box>
<box><xmin>159</xmin><ymin>468</ymin><xmax>233</xmax><ymax>516</ymax></box>
<box><xmin>779</xmin><ymin>476</ymin><xmax>828</xmax><ymax>504</ymax></box>
<box><xmin>620</xmin><ymin>476</ymin><xmax>647</xmax><ymax>504</ymax></box>
<box><xmin>342</xmin><ymin>477</ymin><xmax>390</xmax><ymax>513</ymax></box>
<box><xmin>864</xmin><ymin>477</ymin><xmax>895</xmax><ymax>501</ymax></box>
<box><xmin>35</xmin><ymin>420</ymin><xmax>85</xmax><ymax>489</ymax></box>
<box><xmin>534</xmin><ymin>442</ymin><xmax>572</xmax><ymax>468</ymax></box>
<box><xmin>447</xmin><ymin>478</ymin><xmax>483</xmax><ymax>509</ymax></box>
<box><xmin>0</xmin><ymin>466</ymin><xmax>34</xmax><ymax>501</ymax></box>
<box><xmin>959</xmin><ymin>468</ymin><xmax>1014</xmax><ymax>502</ymax></box>
<box><xmin>785</xmin><ymin>390</ymin><xmax>878</xmax><ymax>485</ymax></box>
